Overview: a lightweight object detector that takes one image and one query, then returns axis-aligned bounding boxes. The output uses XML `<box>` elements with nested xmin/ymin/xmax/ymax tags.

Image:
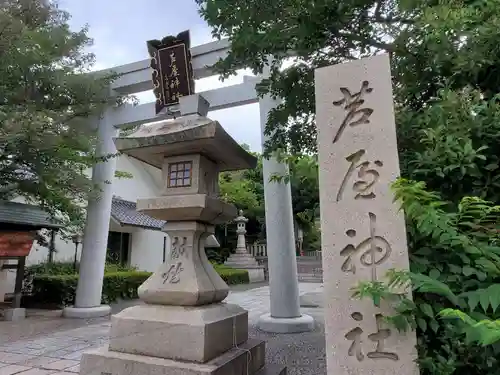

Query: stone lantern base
<box><xmin>225</xmin><ymin>249</ymin><xmax>265</xmax><ymax>283</ymax></box>
<box><xmin>225</xmin><ymin>258</ymin><xmax>265</xmax><ymax>283</ymax></box>
<box><xmin>79</xmin><ymin>303</ymin><xmax>285</xmax><ymax>375</ymax></box>
<box><xmin>78</xmin><ymin>220</ymin><xmax>283</xmax><ymax>374</ymax></box>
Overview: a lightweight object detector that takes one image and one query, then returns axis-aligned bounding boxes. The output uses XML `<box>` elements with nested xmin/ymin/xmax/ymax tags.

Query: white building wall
<box><xmin>113</xmin><ymin>156</ymin><xmax>163</xmax><ymax>201</ymax></box>
<box><xmin>1</xmin><ymin>155</ymin><xmax>169</xmax><ymax>297</ymax></box>
<box><xmin>130</xmin><ymin>229</ymin><xmax>169</xmax><ymax>272</ymax></box>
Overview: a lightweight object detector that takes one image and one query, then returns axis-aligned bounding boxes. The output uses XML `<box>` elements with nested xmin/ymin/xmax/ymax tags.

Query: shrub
<box><xmin>23</xmin><ymin>261</ymin><xmax>137</xmax><ymax>295</ymax></box>
<box><xmin>26</xmin><ymin>261</ymin><xmax>136</xmax><ymax>276</ymax></box>
<box><xmin>29</xmin><ymin>265</ymin><xmax>249</xmax><ymax>307</ymax></box>
<box><xmin>353</xmin><ymin>179</ymin><xmax>500</xmax><ymax>375</ymax></box>
<box><xmin>31</xmin><ymin>271</ymin><xmax>151</xmax><ymax>307</ymax></box>
<box><xmin>215</xmin><ymin>264</ymin><xmax>249</xmax><ymax>285</ymax></box>
<box><xmin>206</xmin><ymin>247</ymin><xmax>232</xmax><ymax>264</ymax></box>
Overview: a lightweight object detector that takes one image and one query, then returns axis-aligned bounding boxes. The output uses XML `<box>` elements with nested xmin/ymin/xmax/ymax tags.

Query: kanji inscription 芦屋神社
<box><xmin>315</xmin><ymin>54</ymin><xmax>419</xmax><ymax>375</ymax></box>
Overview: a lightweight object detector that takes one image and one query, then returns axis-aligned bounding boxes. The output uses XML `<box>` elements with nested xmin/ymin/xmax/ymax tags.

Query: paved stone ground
<box><xmin>0</xmin><ymin>283</ymin><xmax>325</xmax><ymax>375</ymax></box>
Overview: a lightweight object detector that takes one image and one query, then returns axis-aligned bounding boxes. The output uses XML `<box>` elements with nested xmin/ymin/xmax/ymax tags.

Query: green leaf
<box><xmin>462</xmin><ymin>266</ymin><xmax>475</xmax><ymax>276</ymax></box>
<box><xmin>466</xmin><ymin>292</ymin><xmax>481</xmax><ymax>311</ymax></box>
<box><xmin>490</xmin><ymin>293</ymin><xmax>500</xmax><ymax>313</ymax></box>
<box><xmin>410</xmin><ymin>273</ymin><xmax>460</xmax><ymax>305</ymax></box>
<box><xmin>420</xmin><ymin>303</ymin><xmax>434</xmax><ymax>318</ymax></box>
<box><xmin>480</xmin><ymin>292</ymin><xmax>491</xmax><ymax>313</ymax></box>
<box><xmin>417</xmin><ymin>318</ymin><xmax>427</xmax><ymax>332</ymax></box>
<box><xmin>460</xmin><ymin>285</ymin><xmax>500</xmax><ymax>313</ymax></box>
<box><xmin>429</xmin><ymin>319</ymin><xmax>440</xmax><ymax>333</ymax></box>
<box><xmin>429</xmin><ymin>268</ymin><xmax>441</xmax><ymax>279</ymax></box>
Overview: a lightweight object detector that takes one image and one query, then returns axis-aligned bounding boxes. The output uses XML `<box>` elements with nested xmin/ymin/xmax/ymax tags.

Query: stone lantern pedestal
<box><xmin>78</xmin><ymin>96</ymin><xmax>285</xmax><ymax>375</ymax></box>
<box><xmin>225</xmin><ymin>210</ymin><xmax>265</xmax><ymax>283</ymax></box>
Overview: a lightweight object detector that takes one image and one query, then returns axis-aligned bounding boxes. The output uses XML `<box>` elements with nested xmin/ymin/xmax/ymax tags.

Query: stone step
<box><xmin>255</xmin><ymin>363</ymin><xmax>287</xmax><ymax>375</ymax></box>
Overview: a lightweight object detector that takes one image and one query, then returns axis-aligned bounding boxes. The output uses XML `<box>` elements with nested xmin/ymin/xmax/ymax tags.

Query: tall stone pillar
<box><xmin>256</xmin><ymin>66</ymin><xmax>314</xmax><ymax>333</ymax></box>
<box><xmin>63</xmin><ymin>111</ymin><xmax>117</xmax><ymax>318</ymax></box>
<box><xmin>315</xmin><ymin>55</ymin><xmax>418</xmax><ymax>375</ymax></box>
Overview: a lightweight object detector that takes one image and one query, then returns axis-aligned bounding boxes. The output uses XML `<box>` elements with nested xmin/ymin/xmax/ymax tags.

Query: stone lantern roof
<box><xmin>114</xmin><ymin>114</ymin><xmax>257</xmax><ymax>171</ymax></box>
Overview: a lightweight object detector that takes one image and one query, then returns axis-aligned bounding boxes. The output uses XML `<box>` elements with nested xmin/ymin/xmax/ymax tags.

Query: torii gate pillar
<box><xmin>255</xmin><ymin>71</ymin><xmax>314</xmax><ymax>333</ymax></box>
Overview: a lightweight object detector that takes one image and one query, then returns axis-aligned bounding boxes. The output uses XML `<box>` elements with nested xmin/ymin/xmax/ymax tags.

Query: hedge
<box><xmin>29</xmin><ymin>265</ymin><xmax>249</xmax><ymax>308</ymax></box>
<box><xmin>215</xmin><ymin>265</ymin><xmax>249</xmax><ymax>285</ymax></box>
<box><xmin>25</xmin><ymin>261</ymin><xmax>135</xmax><ymax>277</ymax></box>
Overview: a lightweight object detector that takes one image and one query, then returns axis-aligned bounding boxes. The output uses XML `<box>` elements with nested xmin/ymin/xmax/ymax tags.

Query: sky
<box><xmin>59</xmin><ymin>0</ymin><xmax>263</xmax><ymax>152</ymax></box>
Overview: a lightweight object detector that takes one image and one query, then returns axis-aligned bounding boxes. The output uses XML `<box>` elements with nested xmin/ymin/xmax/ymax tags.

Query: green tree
<box><xmin>0</xmin><ymin>0</ymin><xmax>122</xmax><ymax>230</ymax></box>
<box><xmin>197</xmin><ymin>0</ymin><xmax>500</xmax><ymax>373</ymax></box>
<box><xmin>220</xmin><ymin>151</ymin><xmax>320</xmax><ymax>251</ymax></box>
<box><xmin>196</xmin><ymin>0</ymin><xmax>500</xmax><ymax>159</ymax></box>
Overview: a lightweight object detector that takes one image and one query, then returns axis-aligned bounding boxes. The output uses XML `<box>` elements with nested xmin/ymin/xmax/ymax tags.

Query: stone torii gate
<box><xmin>62</xmin><ymin>38</ymin><xmax>314</xmax><ymax>333</ymax></box>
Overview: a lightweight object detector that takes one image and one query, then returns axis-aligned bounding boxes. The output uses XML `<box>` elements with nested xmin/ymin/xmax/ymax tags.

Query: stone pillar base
<box><xmin>62</xmin><ymin>305</ymin><xmax>111</xmax><ymax>319</ymax></box>
<box><xmin>227</xmin><ymin>266</ymin><xmax>265</xmax><ymax>283</ymax></box>
<box><xmin>257</xmin><ymin>313</ymin><xmax>315</xmax><ymax>333</ymax></box>
<box><xmin>1</xmin><ymin>308</ymin><xmax>26</xmax><ymax>321</ymax></box>
<box><xmin>224</xmin><ymin>251</ymin><xmax>265</xmax><ymax>283</ymax></box>
<box><xmin>246</xmin><ymin>267</ymin><xmax>265</xmax><ymax>283</ymax></box>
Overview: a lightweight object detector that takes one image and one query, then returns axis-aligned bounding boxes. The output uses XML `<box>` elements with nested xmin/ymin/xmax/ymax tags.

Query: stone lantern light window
<box><xmin>168</xmin><ymin>161</ymin><xmax>192</xmax><ymax>187</ymax></box>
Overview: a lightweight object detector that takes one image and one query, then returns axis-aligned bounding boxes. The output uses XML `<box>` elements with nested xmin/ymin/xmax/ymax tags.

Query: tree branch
<box><xmin>372</xmin><ymin>0</ymin><xmax>414</xmax><ymax>25</ymax></box>
<box><xmin>372</xmin><ymin>16</ymin><xmax>414</xmax><ymax>25</ymax></box>
<box><xmin>374</xmin><ymin>0</ymin><xmax>384</xmax><ymax>20</ymax></box>
<box><xmin>337</xmin><ymin>31</ymin><xmax>396</xmax><ymax>52</ymax></box>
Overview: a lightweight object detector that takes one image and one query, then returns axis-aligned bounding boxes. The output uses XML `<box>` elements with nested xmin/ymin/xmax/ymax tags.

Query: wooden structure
<box><xmin>0</xmin><ymin>201</ymin><xmax>62</xmax><ymax>314</ymax></box>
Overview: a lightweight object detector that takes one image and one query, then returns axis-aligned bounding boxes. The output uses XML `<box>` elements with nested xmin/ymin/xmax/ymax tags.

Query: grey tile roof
<box><xmin>111</xmin><ymin>197</ymin><xmax>165</xmax><ymax>230</ymax></box>
<box><xmin>0</xmin><ymin>201</ymin><xmax>62</xmax><ymax>229</ymax></box>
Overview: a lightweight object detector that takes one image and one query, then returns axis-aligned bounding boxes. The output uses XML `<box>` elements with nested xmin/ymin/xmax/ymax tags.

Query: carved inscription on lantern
<box><xmin>170</xmin><ymin>236</ymin><xmax>188</xmax><ymax>259</ymax></box>
<box><xmin>162</xmin><ymin>235</ymin><xmax>190</xmax><ymax>284</ymax></box>
<box><xmin>346</xmin><ymin>312</ymin><xmax>399</xmax><ymax>362</ymax></box>
<box><xmin>332</xmin><ymin>80</ymin><xmax>374</xmax><ymax>144</ymax></box>
<box><xmin>162</xmin><ymin>262</ymin><xmax>183</xmax><ymax>284</ymax></box>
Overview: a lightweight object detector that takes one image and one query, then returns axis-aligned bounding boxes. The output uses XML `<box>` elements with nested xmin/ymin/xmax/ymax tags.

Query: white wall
<box><xmin>113</xmin><ymin>155</ymin><xmax>170</xmax><ymax>272</ymax></box>
<box><xmin>113</xmin><ymin>155</ymin><xmax>162</xmax><ymax>200</ymax></box>
<box><xmin>0</xmin><ymin>155</ymin><xmax>169</xmax><ymax>297</ymax></box>
<box><xmin>9</xmin><ymin>155</ymin><xmax>163</xmax><ymax>267</ymax></box>
<box><xmin>130</xmin><ymin>229</ymin><xmax>170</xmax><ymax>272</ymax></box>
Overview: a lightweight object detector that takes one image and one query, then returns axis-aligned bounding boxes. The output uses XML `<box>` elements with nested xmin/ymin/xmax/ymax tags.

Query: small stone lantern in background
<box><xmin>235</xmin><ymin>210</ymin><xmax>248</xmax><ymax>250</ymax></box>
<box><xmin>225</xmin><ymin>210</ymin><xmax>265</xmax><ymax>283</ymax></box>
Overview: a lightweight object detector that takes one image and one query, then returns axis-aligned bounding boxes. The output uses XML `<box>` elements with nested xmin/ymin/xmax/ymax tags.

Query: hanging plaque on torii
<box><xmin>147</xmin><ymin>30</ymin><xmax>196</xmax><ymax>114</ymax></box>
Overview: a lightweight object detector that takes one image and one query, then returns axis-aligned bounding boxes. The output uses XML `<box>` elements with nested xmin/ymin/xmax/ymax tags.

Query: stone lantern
<box><xmin>225</xmin><ymin>210</ymin><xmax>265</xmax><ymax>282</ymax></box>
<box><xmin>78</xmin><ymin>95</ymin><xmax>286</xmax><ymax>375</ymax></box>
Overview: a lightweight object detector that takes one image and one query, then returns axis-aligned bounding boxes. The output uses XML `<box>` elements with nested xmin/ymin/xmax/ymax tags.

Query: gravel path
<box><xmin>251</xmin><ymin>308</ymin><xmax>326</xmax><ymax>375</ymax></box>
